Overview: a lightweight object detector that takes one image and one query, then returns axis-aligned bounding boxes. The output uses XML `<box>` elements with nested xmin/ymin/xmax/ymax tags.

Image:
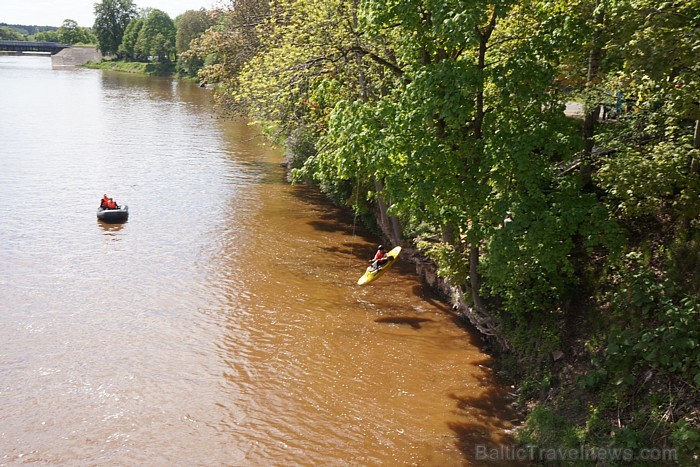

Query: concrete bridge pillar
<box><xmin>51</xmin><ymin>46</ymin><xmax>102</xmax><ymax>68</ymax></box>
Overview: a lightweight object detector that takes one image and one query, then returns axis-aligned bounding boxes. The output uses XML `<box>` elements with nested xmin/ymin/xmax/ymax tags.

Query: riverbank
<box><xmin>357</xmin><ymin>195</ymin><xmax>699</xmax><ymax>466</ymax></box>
<box><xmin>82</xmin><ymin>60</ymin><xmax>174</xmax><ymax>76</ymax></box>
<box><xmin>281</xmin><ymin>144</ymin><xmax>698</xmax><ymax>465</ymax></box>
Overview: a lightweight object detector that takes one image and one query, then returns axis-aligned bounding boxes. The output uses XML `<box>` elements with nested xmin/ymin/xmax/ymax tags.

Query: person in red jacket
<box><xmin>106</xmin><ymin>198</ymin><xmax>119</xmax><ymax>209</ymax></box>
<box><xmin>100</xmin><ymin>194</ymin><xmax>109</xmax><ymax>209</ymax></box>
<box><xmin>369</xmin><ymin>245</ymin><xmax>389</xmax><ymax>271</ymax></box>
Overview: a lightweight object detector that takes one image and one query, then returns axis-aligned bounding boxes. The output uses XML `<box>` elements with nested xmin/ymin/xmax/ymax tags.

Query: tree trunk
<box><xmin>469</xmin><ymin>245</ymin><xmax>486</xmax><ymax>312</ymax></box>
<box><xmin>692</xmin><ymin>120</ymin><xmax>700</xmax><ymax>174</ymax></box>
<box><xmin>373</xmin><ymin>179</ymin><xmax>403</xmax><ymax>245</ymax></box>
<box><xmin>441</xmin><ymin>224</ymin><xmax>456</xmax><ymax>245</ymax></box>
<box><xmin>354</xmin><ymin>10</ymin><xmax>404</xmax><ymax>244</ymax></box>
<box><xmin>464</xmin><ymin>9</ymin><xmax>497</xmax><ymax>314</ymax></box>
<box><xmin>374</xmin><ymin>179</ymin><xmax>390</xmax><ymax>233</ymax></box>
<box><xmin>581</xmin><ymin>2</ymin><xmax>605</xmax><ymax>187</ymax></box>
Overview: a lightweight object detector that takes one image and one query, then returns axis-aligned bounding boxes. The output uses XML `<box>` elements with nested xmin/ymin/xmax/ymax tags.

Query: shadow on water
<box><xmin>405</xmin><ymin>282</ymin><xmax>497</xmax><ymax>345</ymax></box>
<box><xmin>374</xmin><ymin>316</ymin><xmax>435</xmax><ymax>329</ymax></box>
<box><xmin>319</xmin><ymin>241</ymin><xmax>369</xmax><ymax>260</ymax></box>
<box><xmin>291</xmin><ymin>182</ymin><xmax>342</xmax><ymax>208</ymax></box>
<box><xmin>447</xmin><ymin>377</ymin><xmax>525</xmax><ymax>466</ymax></box>
<box><xmin>291</xmin><ymin>183</ymin><xmax>390</xmax><ymax>265</ymax></box>
<box><xmin>408</xmin><ymin>283</ymin><xmax>455</xmax><ymax>309</ymax></box>
<box><xmin>293</xmin><ymin>185</ymin><xmax>364</xmax><ymax>231</ymax></box>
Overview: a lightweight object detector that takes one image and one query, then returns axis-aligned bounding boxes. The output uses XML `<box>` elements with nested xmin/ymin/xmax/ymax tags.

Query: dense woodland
<box><xmin>8</xmin><ymin>0</ymin><xmax>699</xmax><ymax>462</ymax></box>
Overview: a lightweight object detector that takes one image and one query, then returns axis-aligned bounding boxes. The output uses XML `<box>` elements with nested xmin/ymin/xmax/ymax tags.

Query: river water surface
<box><xmin>0</xmin><ymin>56</ymin><xmax>518</xmax><ymax>465</ymax></box>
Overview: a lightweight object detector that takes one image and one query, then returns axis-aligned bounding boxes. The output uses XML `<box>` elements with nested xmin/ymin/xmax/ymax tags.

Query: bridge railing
<box><xmin>0</xmin><ymin>40</ymin><xmax>71</xmax><ymax>55</ymax></box>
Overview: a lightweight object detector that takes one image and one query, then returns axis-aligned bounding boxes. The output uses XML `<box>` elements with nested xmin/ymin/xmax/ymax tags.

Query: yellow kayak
<box><xmin>357</xmin><ymin>246</ymin><xmax>402</xmax><ymax>285</ymax></box>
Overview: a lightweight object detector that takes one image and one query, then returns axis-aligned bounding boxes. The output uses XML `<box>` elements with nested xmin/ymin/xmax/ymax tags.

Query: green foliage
<box><xmin>603</xmin><ymin>253</ymin><xmax>700</xmax><ymax>391</ymax></box>
<box><xmin>33</xmin><ymin>30</ymin><xmax>60</xmax><ymax>42</ymax></box>
<box><xmin>285</xmin><ymin>125</ymin><xmax>318</xmax><ymax>173</ymax></box>
<box><xmin>517</xmin><ymin>405</ymin><xmax>584</xmax><ymax>449</ymax></box>
<box><xmin>56</xmin><ymin>19</ymin><xmax>95</xmax><ymax>45</ymax></box>
<box><xmin>118</xmin><ymin>17</ymin><xmax>144</xmax><ymax>60</ymax></box>
<box><xmin>175</xmin><ymin>9</ymin><xmax>213</xmax><ymax>77</ymax></box>
<box><xmin>136</xmin><ymin>9</ymin><xmax>176</xmax><ymax>63</ymax></box>
<box><xmin>482</xmin><ymin>175</ymin><xmax>623</xmax><ymax>317</ymax></box>
<box><xmin>93</xmin><ymin>0</ymin><xmax>137</xmax><ymax>55</ymax></box>
<box><xmin>667</xmin><ymin>226</ymin><xmax>700</xmax><ymax>294</ymax></box>
<box><xmin>670</xmin><ymin>419</ymin><xmax>700</xmax><ymax>461</ymax></box>
<box><xmin>597</xmin><ymin>141</ymin><xmax>698</xmax><ymax>218</ymax></box>
<box><xmin>0</xmin><ymin>26</ymin><xmax>27</xmax><ymax>41</ymax></box>
<box><xmin>175</xmin><ymin>9</ymin><xmax>211</xmax><ymax>54</ymax></box>
<box><xmin>593</xmin><ymin>75</ymin><xmax>700</xmax><ymax>223</ymax></box>
<box><xmin>415</xmin><ymin>240</ymin><xmax>469</xmax><ymax>285</ymax></box>
<box><xmin>82</xmin><ymin>60</ymin><xmax>173</xmax><ymax>76</ymax></box>
<box><xmin>506</xmin><ymin>310</ymin><xmax>562</xmax><ymax>379</ymax></box>
<box><xmin>235</xmin><ymin>0</ymin><xmax>368</xmax><ymax>132</ymax></box>
<box><xmin>589</xmin><ymin>0</ymin><xmax>700</xmax><ymax>225</ymax></box>
<box><xmin>1</xmin><ymin>24</ymin><xmax>55</xmax><ymax>37</ymax></box>
<box><xmin>186</xmin><ymin>1</ymin><xmax>269</xmax><ymax>110</ymax></box>
<box><xmin>113</xmin><ymin>9</ymin><xmax>176</xmax><ymax>63</ymax></box>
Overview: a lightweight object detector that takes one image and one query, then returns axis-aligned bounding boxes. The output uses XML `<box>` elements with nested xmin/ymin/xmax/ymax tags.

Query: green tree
<box><xmin>235</xmin><ymin>0</ymin><xmax>369</xmax><ymax>125</ymax></box>
<box><xmin>231</xmin><ymin>0</ymin><xmax>407</xmax><ymax>239</ymax></box>
<box><xmin>594</xmin><ymin>0</ymin><xmax>700</xmax><ymax>221</ymax></box>
<box><xmin>33</xmin><ymin>30</ymin><xmax>60</xmax><ymax>42</ymax></box>
<box><xmin>306</xmin><ymin>0</ymin><xmax>608</xmax><ymax>320</ymax></box>
<box><xmin>135</xmin><ymin>9</ymin><xmax>176</xmax><ymax>63</ymax></box>
<box><xmin>217</xmin><ymin>0</ymin><xmax>623</xmax><ymax>333</ymax></box>
<box><xmin>175</xmin><ymin>9</ymin><xmax>212</xmax><ymax>54</ymax></box>
<box><xmin>56</xmin><ymin>19</ymin><xmax>95</xmax><ymax>45</ymax></box>
<box><xmin>186</xmin><ymin>0</ymin><xmax>270</xmax><ymax>99</ymax></box>
<box><xmin>0</xmin><ymin>26</ymin><xmax>26</xmax><ymax>40</ymax></box>
<box><xmin>118</xmin><ymin>17</ymin><xmax>144</xmax><ymax>60</ymax></box>
<box><xmin>175</xmin><ymin>9</ymin><xmax>214</xmax><ymax>77</ymax></box>
<box><xmin>93</xmin><ymin>0</ymin><xmax>137</xmax><ymax>55</ymax></box>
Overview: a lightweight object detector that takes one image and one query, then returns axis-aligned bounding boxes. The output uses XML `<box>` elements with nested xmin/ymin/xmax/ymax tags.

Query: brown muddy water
<box><xmin>0</xmin><ymin>56</ymin><xmax>519</xmax><ymax>465</ymax></box>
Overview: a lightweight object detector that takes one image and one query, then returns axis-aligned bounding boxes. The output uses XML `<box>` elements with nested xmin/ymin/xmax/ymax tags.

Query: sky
<box><xmin>2</xmin><ymin>0</ymin><xmax>222</xmax><ymax>28</ymax></box>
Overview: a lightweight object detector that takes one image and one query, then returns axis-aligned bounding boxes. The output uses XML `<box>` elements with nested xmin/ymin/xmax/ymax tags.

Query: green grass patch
<box><xmin>82</xmin><ymin>60</ymin><xmax>174</xmax><ymax>76</ymax></box>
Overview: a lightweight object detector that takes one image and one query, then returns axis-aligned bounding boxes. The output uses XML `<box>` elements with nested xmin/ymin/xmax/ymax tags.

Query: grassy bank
<box><xmin>82</xmin><ymin>60</ymin><xmax>174</xmax><ymax>76</ymax></box>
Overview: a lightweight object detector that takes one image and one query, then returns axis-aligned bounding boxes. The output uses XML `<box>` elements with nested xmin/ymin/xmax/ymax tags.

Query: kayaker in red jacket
<box><xmin>369</xmin><ymin>245</ymin><xmax>389</xmax><ymax>270</ymax></box>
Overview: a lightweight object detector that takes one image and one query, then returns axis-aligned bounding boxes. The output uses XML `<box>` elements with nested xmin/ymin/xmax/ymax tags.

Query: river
<box><xmin>0</xmin><ymin>56</ymin><xmax>518</xmax><ymax>465</ymax></box>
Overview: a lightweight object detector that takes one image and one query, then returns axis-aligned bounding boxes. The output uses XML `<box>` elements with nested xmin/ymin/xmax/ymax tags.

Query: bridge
<box><xmin>0</xmin><ymin>40</ymin><xmax>71</xmax><ymax>55</ymax></box>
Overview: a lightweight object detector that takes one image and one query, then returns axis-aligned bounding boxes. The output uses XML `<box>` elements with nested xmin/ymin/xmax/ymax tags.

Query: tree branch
<box><xmin>347</xmin><ymin>45</ymin><xmax>404</xmax><ymax>78</ymax></box>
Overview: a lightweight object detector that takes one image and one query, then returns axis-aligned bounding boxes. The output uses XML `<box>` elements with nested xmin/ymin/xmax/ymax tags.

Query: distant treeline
<box><xmin>0</xmin><ymin>21</ymin><xmax>94</xmax><ymax>46</ymax></box>
<box><xmin>0</xmin><ymin>24</ymin><xmax>58</xmax><ymax>36</ymax></box>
